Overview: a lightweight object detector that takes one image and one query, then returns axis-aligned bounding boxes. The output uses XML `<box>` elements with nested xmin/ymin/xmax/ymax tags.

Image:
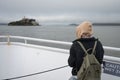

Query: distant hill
<box><xmin>69</xmin><ymin>23</ymin><xmax>78</xmax><ymax>26</ymax></box>
<box><xmin>69</xmin><ymin>22</ymin><xmax>120</xmax><ymax>26</ymax></box>
<box><xmin>0</xmin><ymin>23</ymin><xmax>7</xmax><ymax>25</ymax></box>
<box><xmin>92</xmin><ymin>23</ymin><xmax>120</xmax><ymax>26</ymax></box>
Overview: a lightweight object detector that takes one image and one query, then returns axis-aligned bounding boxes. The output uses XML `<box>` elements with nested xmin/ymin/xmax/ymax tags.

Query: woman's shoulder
<box><xmin>72</xmin><ymin>37</ymin><xmax>98</xmax><ymax>43</ymax></box>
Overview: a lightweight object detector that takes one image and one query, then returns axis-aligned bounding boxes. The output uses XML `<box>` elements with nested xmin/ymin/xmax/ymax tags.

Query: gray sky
<box><xmin>0</xmin><ymin>0</ymin><xmax>120</xmax><ymax>23</ymax></box>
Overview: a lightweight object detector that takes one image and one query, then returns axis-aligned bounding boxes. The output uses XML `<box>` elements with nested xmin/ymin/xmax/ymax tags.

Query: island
<box><xmin>8</xmin><ymin>17</ymin><xmax>39</xmax><ymax>26</ymax></box>
<box><xmin>69</xmin><ymin>23</ymin><xmax>78</xmax><ymax>26</ymax></box>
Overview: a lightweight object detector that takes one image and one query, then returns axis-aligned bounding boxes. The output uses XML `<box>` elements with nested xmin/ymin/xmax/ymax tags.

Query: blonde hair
<box><xmin>76</xmin><ymin>21</ymin><xmax>93</xmax><ymax>39</ymax></box>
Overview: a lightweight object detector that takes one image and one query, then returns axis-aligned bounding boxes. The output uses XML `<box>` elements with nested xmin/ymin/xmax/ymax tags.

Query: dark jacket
<box><xmin>68</xmin><ymin>37</ymin><xmax>104</xmax><ymax>75</ymax></box>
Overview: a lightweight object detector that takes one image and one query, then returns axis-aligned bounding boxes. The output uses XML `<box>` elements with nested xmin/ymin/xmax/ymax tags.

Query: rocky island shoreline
<box><xmin>8</xmin><ymin>17</ymin><xmax>39</xmax><ymax>26</ymax></box>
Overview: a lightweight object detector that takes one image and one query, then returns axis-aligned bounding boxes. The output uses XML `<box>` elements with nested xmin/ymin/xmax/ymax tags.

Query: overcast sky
<box><xmin>0</xmin><ymin>0</ymin><xmax>120</xmax><ymax>23</ymax></box>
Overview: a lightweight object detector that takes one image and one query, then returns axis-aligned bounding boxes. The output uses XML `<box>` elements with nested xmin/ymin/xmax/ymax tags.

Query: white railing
<box><xmin>0</xmin><ymin>35</ymin><xmax>120</xmax><ymax>51</ymax></box>
<box><xmin>0</xmin><ymin>35</ymin><xmax>120</xmax><ymax>62</ymax></box>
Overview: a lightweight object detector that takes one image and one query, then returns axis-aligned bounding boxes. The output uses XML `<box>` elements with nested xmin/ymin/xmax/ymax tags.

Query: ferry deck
<box><xmin>0</xmin><ymin>35</ymin><xmax>120</xmax><ymax>80</ymax></box>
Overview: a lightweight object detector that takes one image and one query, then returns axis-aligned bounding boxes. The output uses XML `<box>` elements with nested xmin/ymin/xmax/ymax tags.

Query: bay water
<box><xmin>0</xmin><ymin>25</ymin><xmax>120</xmax><ymax>57</ymax></box>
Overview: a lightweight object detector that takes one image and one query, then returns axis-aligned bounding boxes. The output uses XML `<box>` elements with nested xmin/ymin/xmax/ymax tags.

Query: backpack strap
<box><xmin>77</xmin><ymin>41</ymin><xmax>88</xmax><ymax>55</ymax></box>
<box><xmin>77</xmin><ymin>41</ymin><xmax>97</xmax><ymax>55</ymax></box>
<box><xmin>92</xmin><ymin>41</ymin><xmax>97</xmax><ymax>55</ymax></box>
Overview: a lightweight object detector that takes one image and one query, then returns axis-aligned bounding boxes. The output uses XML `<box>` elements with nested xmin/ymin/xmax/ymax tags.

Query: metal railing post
<box><xmin>25</xmin><ymin>39</ymin><xmax>27</xmax><ymax>44</ymax></box>
<box><xmin>7</xmin><ymin>35</ymin><xmax>10</xmax><ymax>45</ymax></box>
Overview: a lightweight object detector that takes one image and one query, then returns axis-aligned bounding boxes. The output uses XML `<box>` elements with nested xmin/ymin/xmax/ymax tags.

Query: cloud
<box><xmin>0</xmin><ymin>0</ymin><xmax>120</xmax><ymax>14</ymax></box>
<box><xmin>0</xmin><ymin>0</ymin><xmax>120</xmax><ymax>23</ymax></box>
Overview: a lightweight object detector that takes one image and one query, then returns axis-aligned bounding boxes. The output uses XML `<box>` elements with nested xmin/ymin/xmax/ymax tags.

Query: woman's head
<box><xmin>76</xmin><ymin>21</ymin><xmax>93</xmax><ymax>39</ymax></box>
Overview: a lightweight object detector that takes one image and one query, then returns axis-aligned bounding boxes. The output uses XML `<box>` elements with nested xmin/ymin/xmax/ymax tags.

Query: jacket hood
<box><xmin>73</xmin><ymin>37</ymin><xmax>97</xmax><ymax>43</ymax></box>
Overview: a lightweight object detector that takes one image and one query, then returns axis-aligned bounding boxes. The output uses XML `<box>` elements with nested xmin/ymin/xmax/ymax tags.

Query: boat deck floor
<box><xmin>0</xmin><ymin>43</ymin><xmax>119</xmax><ymax>80</ymax></box>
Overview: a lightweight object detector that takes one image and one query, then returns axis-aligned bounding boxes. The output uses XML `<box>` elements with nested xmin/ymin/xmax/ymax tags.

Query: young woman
<box><xmin>68</xmin><ymin>21</ymin><xmax>104</xmax><ymax>80</ymax></box>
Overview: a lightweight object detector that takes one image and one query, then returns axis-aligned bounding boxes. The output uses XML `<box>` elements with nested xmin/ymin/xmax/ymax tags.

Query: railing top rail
<box><xmin>0</xmin><ymin>35</ymin><xmax>120</xmax><ymax>51</ymax></box>
<box><xmin>0</xmin><ymin>35</ymin><xmax>120</xmax><ymax>64</ymax></box>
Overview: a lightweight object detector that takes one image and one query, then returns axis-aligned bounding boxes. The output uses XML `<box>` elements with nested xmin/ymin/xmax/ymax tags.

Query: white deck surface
<box><xmin>0</xmin><ymin>43</ymin><xmax>120</xmax><ymax>80</ymax></box>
